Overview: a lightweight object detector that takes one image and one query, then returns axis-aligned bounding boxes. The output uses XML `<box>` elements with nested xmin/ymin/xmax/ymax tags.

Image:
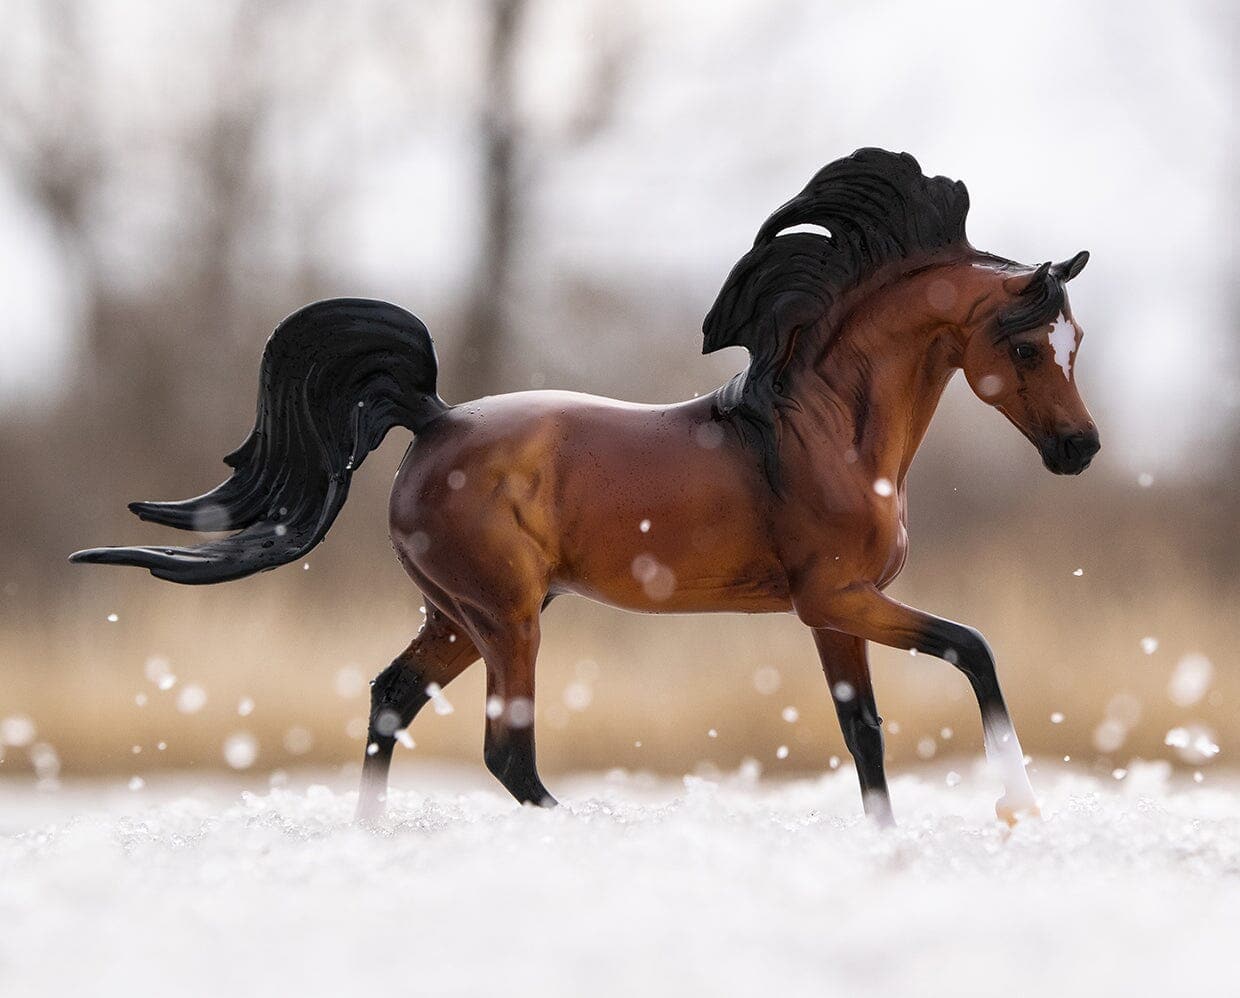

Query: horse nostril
<box><xmin>1061</xmin><ymin>432</ymin><xmax>1100</xmax><ymax>470</ymax></box>
<box><xmin>1071</xmin><ymin>433</ymin><xmax>1100</xmax><ymax>460</ymax></box>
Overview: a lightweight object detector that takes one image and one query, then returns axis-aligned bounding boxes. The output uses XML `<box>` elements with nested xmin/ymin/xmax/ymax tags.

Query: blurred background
<box><xmin>0</xmin><ymin>0</ymin><xmax>1235</xmax><ymax>792</ymax></box>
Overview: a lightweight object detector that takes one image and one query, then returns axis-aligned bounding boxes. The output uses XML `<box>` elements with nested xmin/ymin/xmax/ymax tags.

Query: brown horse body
<box><xmin>71</xmin><ymin>150</ymin><xmax>1099</xmax><ymax>825</ymax></box>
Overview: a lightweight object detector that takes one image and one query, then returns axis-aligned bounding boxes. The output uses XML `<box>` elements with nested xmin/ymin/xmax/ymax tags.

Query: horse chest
<box><xmin>780</xmin><ymin>489</ymin><xmax>908</xmax><ymax>590</ymax></box>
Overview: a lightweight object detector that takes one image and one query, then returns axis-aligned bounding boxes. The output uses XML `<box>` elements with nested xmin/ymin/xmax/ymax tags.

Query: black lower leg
<box><xmin>484</xmin><ymin>724</ymin><xmax>557</xmax><ymax>807</ymax></box>
<box><xmin>834</xmin><ymin>696</ymin><xmax>893</xmax><ymax>825</ymax></box>
<box><xmin>814</xmin><ymin>628</ymin><xmax>893</xmax><ymax>825</ymax></box>
<box><xmin>356</xmin><ymin>657</ymin><xmax>431</xmax><ymax>819</ymax></box>
<box><xmin>914</xmin><ymin>620</ymin><xmax>1008</xmax><ymax>715</ymax></box>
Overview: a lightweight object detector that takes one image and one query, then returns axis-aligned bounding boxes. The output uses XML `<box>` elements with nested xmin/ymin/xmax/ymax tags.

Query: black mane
<box><xmin>702</xmin><ymin>148</ymin><xmax>972</xmax><ymax>490</ymax></box>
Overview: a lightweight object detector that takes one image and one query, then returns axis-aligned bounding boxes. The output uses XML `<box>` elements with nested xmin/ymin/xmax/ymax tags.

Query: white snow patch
<box><xmin>0</xmin><ymin>767</ymin><xmax>1237</xmax><ymax>997</ymax></box>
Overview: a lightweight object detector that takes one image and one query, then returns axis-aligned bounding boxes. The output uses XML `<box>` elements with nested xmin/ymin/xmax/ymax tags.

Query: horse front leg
<box><xmin>812</xmin><ymin>628</ymin><xmax>894</xmax><ymax>826</ymax></box>
<box><xmin>797</xmin><ymin>583</ymin><xmax>1038</xmax><ymax>824</ymax></box>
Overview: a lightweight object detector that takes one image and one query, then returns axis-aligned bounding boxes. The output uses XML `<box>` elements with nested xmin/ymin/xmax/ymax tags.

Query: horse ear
<box><xmin>1052</xmin><ymin>250</ymin><xmax>1090</xmax><ymax>282</ymax></box>
<box><xmin>1002</xmin><ymin>261</ymin><xmax>1051</xmax><ymax>296</ymax></box>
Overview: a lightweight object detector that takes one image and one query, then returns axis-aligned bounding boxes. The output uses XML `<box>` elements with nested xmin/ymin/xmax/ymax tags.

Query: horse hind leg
<box><xmin>356</xmin><ymin>605</ymin><xmax>479</xmax><ymax>820</ymax></box>
<box><xmin>468</xmin><ymin>608</ymin><xmax>557</xmax><ymax>807</ymax></box>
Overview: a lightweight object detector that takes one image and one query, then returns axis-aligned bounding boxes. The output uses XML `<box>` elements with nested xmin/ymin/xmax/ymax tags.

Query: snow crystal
<box><xmin>238</xmin><ymin>697</ymin><xmax>255</xmax><ymax>717</ymax></box>
<box><xmin>708</xmin><ymin>728</ymin><xmax>718</xmax><ymax>739</ymax></box>
<box><xmin>486</xmin><ymin>696</ymin><xmax>505</xmax><ymax>720</ymax></box>
<box><xmin>781</xmin><ymin>706</ymin><xmax>799</xmax><ymax>723</ymax></box>
<box><xmin>222</xmin><ymin>733</ymin><xmax>258</xmax><ymax>770</ymax></box>
<box><xmin>283</xmin><ymin>727</ymin><xmax>314</xmax><ymax>756</ymax></box>
<box><xmin>426</xmin><ymin>682</ymin><xmax>455</xmax><ymax>716</ymax></box>
<box><xmin>334</xmin><ymin>667</ymin><xmax>366</xmax><ymax>699</ymax></box>
<box><xmin>1092</xmin><ymin>718</ymin><xmax>1128</xmax><ymax>754</ymax></box>
<box><xmin>1</xmin><ymin>715</ymin><xmax>37</xmax><ymax>748</ymax></box>
<box><xmin>631</xmin><ymin>554</ymin><xmax>676</xmax><ymax>601</ymax></box>
<box><xmin>29</xmin><ymin>742</ymin><xmax>60</xmax><ymax>785</ymax></box>
<box><xmin>945</xmin><ymin>770</ymin><xmax>962</xmax><ymax>787</ymax></box>
<box><xmin>396</xmin><ymin>730</ymin><xmax>415</xmax><ymax>750</ymax></box>
<box><xmin>694</xmin><ymin>422</ymin><xmax>725</xmax><ymax>449</ymax></box>
<box><xmin>977</xmin><ymin>373</ymin><xmax>1004</xmax><ymax>399</ymax></box>
<box><xmin>1137</xmin><ymin>472</ymin><xmax>1154</xmax><ymax>488</ymax></box>
<box><xmin>562</xmin><ymin>682</ymin><xmax>593</xmax><ymax>712</ymax></box>
<box><xmin>1165</xmin><ymin>725</ymin><xmax>1220</xmax><ymax>764</ymax></box>
<box><xmin>127</xmin><ymin>776</ymin><xmax>145</xmax><ymax>791</ymax></box>
<box><xmin>916</xmin><ymin>738</ymin><xmax>937</xmax><ymax>760</ymax></box>
<box><xmin>106</xmin><ymin>613</ymin><xmax>119</xmax><ymax>623</ymax></box>
<box><xmin>507</xmin><ymin>698</ymin><xmax>535</xmax><ymax>728</ymax></box>
<box><xmin>752</xmin><ymin>667</ymin><xmax>781</xmax><ymax>696</ymax></box>
<box><xmin>1167</xmin><ymin>653</ymin><xmax>1213</xmax><ymax>707</ymax></box>
<box><xmin>775</xmin><ymin>745</ymin><xmax>789</xmax><ymax>760</ymax></box>
<box><xmin>175</xmin><ymin>684</ymin><xmax>207</xmax><ymax>714</ymax></box>
<box><xmin>638</xmin><ymin>518</ymin><xmax>651</xmax><ymax>533</ymax></box>
<box><xmin>872</xmin><ymin>477</ymin><xmax>894</xmax><ymax>498</ymax></box>
<box><xmin>832</xmin><ymin>681</ymin><xmax>855</xmax><ymax>703</ymax></box>
<box><xmin>144</xmin><ymin>656</ymin><xmax>174</xmax><ymax>686</ymax></box>
<box><xmin>1050</xmin><ymin>712</ymin><xmax>1064</xmax><ymax>724</ymax></box>
<box><xmin>1072</xmin><ymin>568</ymin><xmax>1084</xmax><ymax>577</ymax></box>
<box><xmin>374</xmin><ymin>709</ymin><xmax>400</xmax><ymax>737</ymax></box>
<box><xmin>1140</xmin><ymin>636</ymin><xmax>1159</xmax><ymax>655</ymax></box>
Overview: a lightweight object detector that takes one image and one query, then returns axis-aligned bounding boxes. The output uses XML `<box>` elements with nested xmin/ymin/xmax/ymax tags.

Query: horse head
<box><xmin>962</xmin><ymin>251</ymin><xmax>1100</xmax><ymax>475</ymax></box>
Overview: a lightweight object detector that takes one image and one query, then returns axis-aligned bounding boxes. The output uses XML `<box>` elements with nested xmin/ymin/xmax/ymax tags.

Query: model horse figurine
<box><xmin>72</xmin><ymin>148</ymin><xmax>1099</xmax><ymax>826</ymax></box>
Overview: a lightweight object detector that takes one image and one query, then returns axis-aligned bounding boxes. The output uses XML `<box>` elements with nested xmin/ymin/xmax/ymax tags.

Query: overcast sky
<box><xmin>0</xmin><ymin>0</ymin><xmax>1234</xmax><ymax>476</ymax></box>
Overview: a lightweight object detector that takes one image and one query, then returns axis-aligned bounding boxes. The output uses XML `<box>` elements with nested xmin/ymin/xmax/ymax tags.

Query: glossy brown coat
<box><xmin>70</xmin><ymin>150</ymin><xmax>1100</xmax><ymax>826</ymax></box>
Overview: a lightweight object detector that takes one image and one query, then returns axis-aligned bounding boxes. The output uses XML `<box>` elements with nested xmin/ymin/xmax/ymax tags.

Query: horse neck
<box><xmin>787</xmin><ymin>264</ymin><xmax>971</xmax><ymax>484</ymax></box>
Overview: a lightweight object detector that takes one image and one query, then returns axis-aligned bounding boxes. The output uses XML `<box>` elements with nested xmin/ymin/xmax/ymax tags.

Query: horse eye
<box><xmin>1013</xmin><ymin>343</ymin><xmax>1037</xmax><ymax>361</ymax></box>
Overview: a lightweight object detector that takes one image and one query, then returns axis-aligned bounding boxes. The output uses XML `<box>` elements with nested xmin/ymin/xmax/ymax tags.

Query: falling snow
<box><xmin>175</xmin><ymin>684</ymin><xmax>208</xmax><ymax>715</ymax></box>
<box><xmin>222</xmin><ymin>732</ymin><xmax>259</xmax><ymax>770</ymax></box>
<box><xmin>1167</xmin><ymin>653</ymin><xmax>1213</xmax><ymax>707</ymax></box>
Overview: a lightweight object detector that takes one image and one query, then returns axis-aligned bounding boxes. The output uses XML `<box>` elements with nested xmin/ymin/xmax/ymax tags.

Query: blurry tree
<box><xmin>450</xmin><ymin>0</ymin><xmax>632</xmax><ymax>402</ymax></box>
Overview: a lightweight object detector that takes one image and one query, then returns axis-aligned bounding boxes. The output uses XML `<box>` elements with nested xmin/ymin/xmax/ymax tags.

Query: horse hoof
<box><xmin>354</xmin><ymin>794</ymin><xmax>387</xmax><ymax>824</ymax></box>
<box><xmin>995</xmin><ymin>795</ymin><xmax>1040</xmax><ymax>826</ymax></box>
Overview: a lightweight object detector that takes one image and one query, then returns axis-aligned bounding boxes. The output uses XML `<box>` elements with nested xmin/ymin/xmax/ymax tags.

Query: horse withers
<box><xmin>72</xmin><ymin>148</ymin><xmax>1099</xmax><ymax>826</ymax></box>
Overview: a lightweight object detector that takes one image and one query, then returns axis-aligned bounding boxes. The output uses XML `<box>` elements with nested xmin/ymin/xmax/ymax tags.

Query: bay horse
<box><xmin>72</xmin><ymin>148</ymin><xmax>1099</xmax><ymax>826</ymax></box>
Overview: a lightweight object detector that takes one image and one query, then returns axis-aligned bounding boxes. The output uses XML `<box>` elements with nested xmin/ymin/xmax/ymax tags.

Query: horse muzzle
<box><xmin>1040</xmin><ymin>430</ymin><xmax>1101</xmax><ymax>475</ymax></box>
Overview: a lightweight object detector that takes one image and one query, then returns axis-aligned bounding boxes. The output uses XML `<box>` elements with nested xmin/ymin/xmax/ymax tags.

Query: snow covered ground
<box><xmin>2</xmin><ymin>761</ymin><xmax>1237</xmax><ymax>997</ymax></box>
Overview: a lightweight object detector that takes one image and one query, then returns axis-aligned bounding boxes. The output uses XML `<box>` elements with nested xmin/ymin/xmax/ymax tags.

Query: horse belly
<box><xmin>550</xmin><ymin>435</ymin><xmax>789</xmax><ymax>614</ymax></box>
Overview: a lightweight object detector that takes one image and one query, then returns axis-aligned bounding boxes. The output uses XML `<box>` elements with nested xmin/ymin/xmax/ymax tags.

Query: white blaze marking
<box><xmin>1048</xmin><ymin>312</ymin><xmax>1076</xmax><ymax>380</ymax></box>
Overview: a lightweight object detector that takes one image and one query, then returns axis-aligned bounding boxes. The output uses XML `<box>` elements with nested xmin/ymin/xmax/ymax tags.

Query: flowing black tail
<box><xmin>70</xmin><ymin>298</ymin><xmax>448</xmax><ymax>584</ymax></box>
